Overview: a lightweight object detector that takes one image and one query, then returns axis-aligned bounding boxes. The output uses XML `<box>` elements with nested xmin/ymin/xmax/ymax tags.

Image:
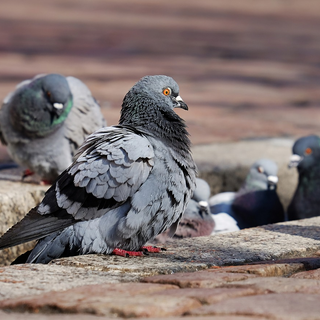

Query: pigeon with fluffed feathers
<box><xmin>0</xmin><ymin>75</ymin><xmax>197</xmax><ymax>264</ymax></box>
<box><xmin>287</xmin><ymin>134</ymin><xmax>320</xmax><ymax>220</ymax></box>
<box><xmin>210</xmin><ymin>158</ymin><xmax>285</xmax><ymax>229</ymax></box>
<box><xmin>0</xmin><ymin>73</ymin><xmax>106</xmax><ymax>183</ymax></box>
<box><xmin>155</xmin><ymin>178</ymin><xmax>215</xmax><ymax>242</ymax></box>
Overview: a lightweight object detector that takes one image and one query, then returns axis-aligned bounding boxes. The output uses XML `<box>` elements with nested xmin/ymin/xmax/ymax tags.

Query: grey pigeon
<box><xmin>0</xmin><ymin>75</ymin><xmax>197</xmax><ymax>264</ymax></box>
<box><xmin>287</xmin><ymin>135</ymin><xmax>320</xmax><ymax>220</ymax></box>
<box><xmin>209</xmin><ymin>158</ymin><xmax>285</xmax><ymax>229</ymax></box>
<box><xmin>0</xmin><ymin>73</ymin><xmax>106</xmax><ymax>183</ymax></box>
<box><xmin>155</xmin><ymin>178</ymin><xmax>215</xmax><ymax>242</ymax></box>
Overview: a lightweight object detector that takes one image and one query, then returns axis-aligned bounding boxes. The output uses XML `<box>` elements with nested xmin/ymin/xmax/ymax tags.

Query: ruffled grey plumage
<box><xmin>0</xmin><ymin>74</ymin><xmax>106</xmax><ymax>183</ymax></box>
<box><xmin>0</xmin><ymin>75</ymin><xmax>196</xmax><ymax>264</ymax></box>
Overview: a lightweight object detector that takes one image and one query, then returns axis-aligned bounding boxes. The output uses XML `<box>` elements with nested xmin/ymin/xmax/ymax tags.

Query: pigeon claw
<box><xmin>112</xmin><ymin>248</ymin><xmax>144</xmax><ymax>257</ymax></box>
<box><xmin>141</xmin><ymin>246</ymin><xmax>163</xmax><ymax>253</ymax></box>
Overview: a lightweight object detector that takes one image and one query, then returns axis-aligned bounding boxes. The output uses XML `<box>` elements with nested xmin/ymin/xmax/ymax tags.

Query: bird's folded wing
<box><xmin>0</xmin><ymin>127</ymin><xmax>155</xmax><ymax>249</ymax></box>
<box><xmin>64</xmin><ymin>76</ymin><xmax>106</xmax><ymax>155</ymax></box>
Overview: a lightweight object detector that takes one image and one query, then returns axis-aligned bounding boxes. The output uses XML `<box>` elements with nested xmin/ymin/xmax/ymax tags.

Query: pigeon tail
<box><xmin>0</xmin><ymin>208</ymin><xmax>75</xmax><ymax>250</ymax></box>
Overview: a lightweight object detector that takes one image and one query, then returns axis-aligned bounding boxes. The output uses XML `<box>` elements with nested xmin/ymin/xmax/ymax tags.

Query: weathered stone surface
<box><xmin>208</xmin><ymin>262</ymin><xmax>305</xmax><ymax>277</ymax></box>
<box><xmin>290</xmin><ymin>268</ymin><xmax>320</xmax><ymax>279</ymax></box>
<box><xmin>0</xmin><ymin>181</ymin><xmax>48</xmax><ymax>266</ymax></box>
<box><xmin>147</xmin><ymin>287</ymin><xmax>261</xmax><ymax>305</ymax></box>
<box><xmin>0</xmin><ymin>264</ymin><xmax>158</xmax><ymax>300</ymax></box>
<box><xmin>0</xmin><ymin>283</ymin><xmax>200</xmax><ymax>317</ymax></box>
<box><xmin>189</xmin><ymin>293</ymin><xmax>320</xmax><ymax>320</ymax></box>
<box><xmin>0</xmin><ymin>312</ymin><xmax>113</xmax><ymax>320</ymax></box>
<box><xmin>142</xmin><ymin>271</ymin><xmax>257</xmax><ymax>288</ymax></box>
<box><xmin>222</xmin><ymin>276</ymin><xmax>320</xmax><ymax>294</ymax></box>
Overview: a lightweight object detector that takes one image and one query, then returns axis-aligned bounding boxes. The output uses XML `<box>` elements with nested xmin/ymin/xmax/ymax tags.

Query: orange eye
<box><xmin>304</xmin><ymin>147</ymin><xmax>312</xmax><ymax>155</ymax></box>
<box><xmin>163</xmin><ymin>88</ymin><xmax>171</xmax><ymax>96</ymax></box>
<box><xmin>47</xmin><ymin>91</ymin><xmax>51</xmax><ymax>97</ymax></box>
<box><xmin>257</xmin><ymin>166</ymin><xmax>264</xmax><ymax>173</ymax></box>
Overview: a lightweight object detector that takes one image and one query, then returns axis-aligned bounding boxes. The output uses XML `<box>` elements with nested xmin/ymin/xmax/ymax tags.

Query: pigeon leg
<box><xmin>112</xmin><ymin>248</ymin><xmax>144</xmax><ymax>257</ymax></box>
<box><xmin>22</xmin><ymin>168</ymin><xmax>34</xmax><ymax>179</ymax></box>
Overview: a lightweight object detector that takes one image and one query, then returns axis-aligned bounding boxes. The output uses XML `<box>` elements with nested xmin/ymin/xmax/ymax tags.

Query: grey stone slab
<box><xmin>0</xmin><ymin>181</ymin><xmax>48</xmax><ymax>266</ymax></box>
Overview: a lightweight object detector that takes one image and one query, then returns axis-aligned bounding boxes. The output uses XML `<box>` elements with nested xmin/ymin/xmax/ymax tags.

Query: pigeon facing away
<box><xmin>0</xmin><ymin>75</ymin><xmax>197</xmax><ymax>264</ymax></box>
<box><xmin>210</xmin><ymin>159</ymin><xmax>285</xmax><ymax>229</ymax></box>
<box><xmin>0</xmin><ymin>74</ymin><xmax>106</xmax><ymax>183</ymax></box>
<box><xmin>287</xmin><ymin>135</ymin><xmax>320</xmax><ymax>220</ymax></box>
<box><xmin>155</xmin><ymin>178</ymin><xmax>215</xmax><ymax>242</ymax></box>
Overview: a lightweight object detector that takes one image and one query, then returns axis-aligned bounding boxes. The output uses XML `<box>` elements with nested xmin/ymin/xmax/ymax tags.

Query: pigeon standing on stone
<box><xmin>210</xmin><ymin>159</ymin><xmax>285</xmax><ymax>229</ymax></box>
<box><xmin>155</xmin><ymin>178</ymin><xmax>215</xmax><ymax>242</ymax></box>
<box><xmin>0</xmin><ymin>73</ymin><xmax>106</xmax><ymax>183</ymax></box>
<box><xmin>287</xmin><ymin>135</ymin><xmax>320</xmax><ymax>220</ymax></box>
<box><xmin>0</xmin><ymin>75</ymin><xmax>197</xmax><ymax>264</ymax></box>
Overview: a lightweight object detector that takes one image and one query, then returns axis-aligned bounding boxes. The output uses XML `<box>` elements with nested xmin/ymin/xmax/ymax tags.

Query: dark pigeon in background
<box><xmin>210</xmin><ymin>158</ymin><xmax>285</xmax><ymax>229</ymax></box>
<box><xmin>0</xmin><ymin>75</ymin><xmax>197</xmax><ymax>264</ymax></box>
<box><xmin>287</xmin><ymin>134</ymin><xmax>320</xmax><ymax>220</ymax></box>
<box><xmin>155</xmin><ymin>178</ymin><xmax>215</xmax><ymax>242</ymax></box>
<box><xmin>0</xmin><ymin>73</ymin><xmax>106</xmax><ymax>183</ymax></box>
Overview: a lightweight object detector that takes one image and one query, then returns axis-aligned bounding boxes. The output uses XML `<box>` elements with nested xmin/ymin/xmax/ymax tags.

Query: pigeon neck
<box><xmin>119</xmin><ymin>100</ymin><xmax>191</xmax><ymax>155</ymax></box>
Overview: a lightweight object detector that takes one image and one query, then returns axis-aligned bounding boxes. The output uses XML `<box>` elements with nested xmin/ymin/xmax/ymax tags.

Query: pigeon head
<box><xmin>288</xmin><ymin>135</ymin><xmax>320</xmax><ymax>174</ymax></box>
<box><xmin>9</xmin><ymin>73</ymin><xmax>73</xmax><ymax>138</ymax></box>
<box><xmin>120</xmin><ymin>75</ymin><xmax>187</xmax><ymax>124</ymax></box>
<box><xmin>119</xmin><ymin>75</ymin><xmax>190</xmax><ymax>150</ymax></box>
<box><xmin>244</xmin><ymin>158</ymin><xmax>279</xmax><ymax>191</ymax></box>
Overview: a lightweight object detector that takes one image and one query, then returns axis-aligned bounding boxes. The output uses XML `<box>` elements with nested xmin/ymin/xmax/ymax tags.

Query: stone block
<box><xmin>142</xmin><ymin>271</ymin><xmax>257</xmax><ymax>288</ymax></box>
<box><xmin>189</xmin><ymin>293</ymin><xmax>320</xmax><ymax>320</ymax></box>
<box><xmin>0</xmin><ymin>181</ymin><xmax>48</xmax><ymax>266</ymax></box>
<box><xmin>0</xmin><ymin>283</ymin><xmax>200</xmax><ymax>317</ymax></box>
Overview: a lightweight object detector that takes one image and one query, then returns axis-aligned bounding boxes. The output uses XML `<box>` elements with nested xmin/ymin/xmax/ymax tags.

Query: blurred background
<box><xmin>2</xmin><ymin>0</ymin><xmax>320</xmax><ymax>206</ymax></box>
<box><xmin>2</xmin><ymin>0</ymin><xmax>320</xmax><ymax>146</ymax></box>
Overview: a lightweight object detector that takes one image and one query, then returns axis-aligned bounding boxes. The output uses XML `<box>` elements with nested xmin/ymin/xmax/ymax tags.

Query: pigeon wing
<box><xmin>64</xmin><ymin>76</ymin><xmax>106</xmax><ymax>155</ymax></box>
<box><xmin>0</xmin><ymin>126</ymin><xmax>154</xmax><ymax>249</ymax></box>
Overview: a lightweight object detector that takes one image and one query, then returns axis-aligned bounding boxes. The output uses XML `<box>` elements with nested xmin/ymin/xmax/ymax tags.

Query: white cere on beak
<box><xmin>53</xmin><ymin>102</ymin><xmax>64</xmax><ymax>110</ymax></box>
<box><xmin>199</xmin><ymin>201</ymin><xmax>208</xmax><ymax>209</ymax></box>
<box><xmin>267</xmin><ymin>175</ymin><xmax>278</xmax><ymax>185</ymax></box>
<box><xmin>288</xmin><ymin>154</ymin><xmax>303</xmax><ymax>168</ymax></box>
<box><xmin>175</xmin><ymin>95</ymin><xmax>183</xmax><ymax>102</ymax></box>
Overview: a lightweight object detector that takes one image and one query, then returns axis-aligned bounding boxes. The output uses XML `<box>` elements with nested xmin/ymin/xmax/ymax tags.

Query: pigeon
<box><xmin>0</xmin><ymin>73</ymin><xmax>106</xmax><ymax>183</ymax></box>
<box><xmin>287</xmin><ymin>134</ymin><xmax>320</xmax><ymax>220</ymax></box>
<box><xmin>155</xmin><ymin>178</ymin><xmax>215</xmax><ymax>242</ymax></box>
<box><xmin>0</xmin><ymin>75</ymin><xmax>197</xmax><ymax>264</ymax></box>
<box><xmin>209</xmin><ymin>158</ymin><xmax>285</xmax><ymax>229</ymax></box>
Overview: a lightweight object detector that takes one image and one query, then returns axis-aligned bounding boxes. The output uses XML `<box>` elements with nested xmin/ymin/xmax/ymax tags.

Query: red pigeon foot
<box><xmin>112</xmin><ymin>248</ymin><xmax>144</xmax><ymax>257</ymax></box>
<box><xmin>141</xmin><ymin>246</ymin><xmax>163</xmax><ymax>253</ymax></box>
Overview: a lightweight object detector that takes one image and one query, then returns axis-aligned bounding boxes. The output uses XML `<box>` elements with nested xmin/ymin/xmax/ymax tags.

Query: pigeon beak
<box><xmin>173</xmin><ymin>96</ymin><xmax>188</xmax><ymax>110</ymax></box>
<box><xmin>288</xmin><ymin>154</ymin><xmax>303</xmax><ymax>168</ymax></box>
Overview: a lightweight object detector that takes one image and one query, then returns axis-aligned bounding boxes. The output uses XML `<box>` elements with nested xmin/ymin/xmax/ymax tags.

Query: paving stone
<box><xmin>222</xmin><ymin>276</ymin><xmax>320</xmax><ymax>294</ymax></box>
<box><xmin>148</xmin><ymin>287</ymin><xmax>261</xmax><ymax>305</ymax></box>
<box><xmin>0</xmin><ymin>310</ymin><xmax>113</xmax><ymax>320</ymax></box>
<box><xmin>0</xmin><ymin>312</ymin><xmax>268</xmax><ymax>320</ymax></box>
<box><xmin>142</xmin><ymin>271</ymin><xmax>257</xmax><ymax>288</ymax></box>
<box><xmin>0</xmin><ymin>283</ymin><xmax>200</xmax><ymax>317</ymax></box>
<box><xmin>208</xmin><ymin>262</ymin><xmax>305</xmax><ymax>277</ymax></box>
<box><xmin>189</xmin><ymin>293</ymin><xmax>320</xmax><ymax>320</ymax></box>
<box><xmin>290</xmin><ymin>268</ymin><xmax>320</xmax><ymax>279</ymax></box>
<box><xmin>0</xmin><ymin>264</ymin><xmax>163</xmax><ymax>301</ymax></box>
<box><xmin>0</xmin><ymin>181</ymin><xmax>48</xmax><ymax>266</ymax></box>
